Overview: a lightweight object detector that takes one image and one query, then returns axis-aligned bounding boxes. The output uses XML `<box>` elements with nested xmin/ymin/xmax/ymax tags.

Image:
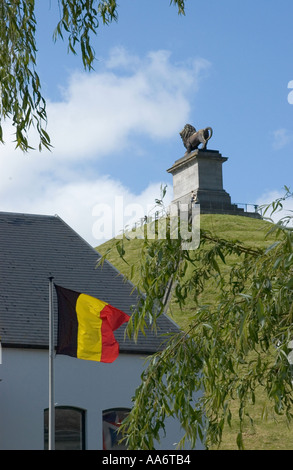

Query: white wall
<box><xmin>0</xmin><ymin>348</ymin><xmax>205</xmax><ymax>450</ymax></box>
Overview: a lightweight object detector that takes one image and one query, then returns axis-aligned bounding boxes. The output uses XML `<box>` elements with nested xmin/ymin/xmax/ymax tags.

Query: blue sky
<box><xmin>1</xmin><ymin>0</ymin><xmax>293</xmax><ymax>245</ymax></box>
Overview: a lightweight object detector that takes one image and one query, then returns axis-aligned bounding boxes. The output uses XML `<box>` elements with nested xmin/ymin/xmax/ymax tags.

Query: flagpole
<box><xmin>48</xmin><ymin>276</ymin><xmax>55</xmax><ymax>450</ymax></box>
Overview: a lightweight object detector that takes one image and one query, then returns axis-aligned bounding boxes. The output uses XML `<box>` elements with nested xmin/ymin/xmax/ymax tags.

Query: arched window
<box><xmin>44</xmin><ymin>406</ymin><xmax>85</xmax><ymax>450</ymax></box>
<box><xmin>102</xmin><ymin>408</ymin><xmax>130</xmax><ymax>450</ymax></box>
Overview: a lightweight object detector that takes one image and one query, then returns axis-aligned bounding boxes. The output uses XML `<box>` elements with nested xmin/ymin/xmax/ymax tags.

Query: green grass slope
<box><xmin>96</xmin><ymin>214</ymin><xmax>293</xmax><ymax>450</ymax></box>
<box><xmin>97</xmin><ymin>214</ymin><xmax>273</xmax><ymax>284</ymax></box>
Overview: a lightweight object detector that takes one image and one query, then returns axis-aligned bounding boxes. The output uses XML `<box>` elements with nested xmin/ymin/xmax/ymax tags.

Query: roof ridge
<box><xmin>0</xmin><ymin>210</ymin><xmax>57</xmax><ymax>219</ymax></box>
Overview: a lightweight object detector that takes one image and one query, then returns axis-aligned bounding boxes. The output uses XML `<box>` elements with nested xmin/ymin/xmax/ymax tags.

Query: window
<box><xmin>102</xmin><ymin>408</ymin><xmax>130</xmax><ymax>450</ymax></box>
<box><xmin>44</xmin><ymin>406</ymin><xmax>85</xmax><ymax>450</ymax></box>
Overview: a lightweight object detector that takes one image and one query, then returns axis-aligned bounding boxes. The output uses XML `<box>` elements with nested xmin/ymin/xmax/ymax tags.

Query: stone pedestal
<box><xmin>167</xmin><ymin>149</ymin><xmax>261</xmax><ymax>218</ymax></box>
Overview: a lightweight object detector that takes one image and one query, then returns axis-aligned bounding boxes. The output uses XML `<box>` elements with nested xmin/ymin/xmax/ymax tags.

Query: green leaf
<box><xmin>286</xmin><ymin>277</ymin><xmax>293</xmax><ymax>289</ymax></box>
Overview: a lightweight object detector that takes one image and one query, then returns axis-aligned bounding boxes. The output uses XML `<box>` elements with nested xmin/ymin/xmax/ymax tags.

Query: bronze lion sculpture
<box><xmin>180</xmin><ymin>124</ymin><xmax>213</xmax><ymax>153</ymax></box>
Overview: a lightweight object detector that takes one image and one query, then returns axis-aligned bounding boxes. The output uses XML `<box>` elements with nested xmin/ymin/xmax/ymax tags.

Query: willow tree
<box><xmin>101</xmin><ymin>188</ymin><xmax>293</xmax><ymax>450</ymax></box>
<box><xmin>0</xmin><ymin>0</ymin><xmax>186</xmax><ymax>151</ymax></box>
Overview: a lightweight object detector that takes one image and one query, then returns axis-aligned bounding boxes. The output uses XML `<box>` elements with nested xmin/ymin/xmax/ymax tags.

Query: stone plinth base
<box><xmin>167</xmin><ymin>149</ymin><xmax>261</xmax><ymax>219</ymax></box>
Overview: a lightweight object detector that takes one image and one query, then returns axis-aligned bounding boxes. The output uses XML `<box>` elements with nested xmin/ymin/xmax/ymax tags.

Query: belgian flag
<box><xmin>55</xmin><ymin>285</ymin><xmax>130</xmax><ymax>363</ymax></box>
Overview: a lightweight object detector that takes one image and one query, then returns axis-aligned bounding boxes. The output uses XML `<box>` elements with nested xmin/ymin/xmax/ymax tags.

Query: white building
<box><xmin>0</xmin><ymin>211</ymin><xmax>204</xmax><ymax>450</ymax></box>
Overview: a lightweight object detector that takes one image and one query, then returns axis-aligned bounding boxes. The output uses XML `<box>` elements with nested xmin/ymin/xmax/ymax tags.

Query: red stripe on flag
<box><xmin>100</xmin><ymin>304</ymin><xmax>130</xmax><ymax>363</ymax></box>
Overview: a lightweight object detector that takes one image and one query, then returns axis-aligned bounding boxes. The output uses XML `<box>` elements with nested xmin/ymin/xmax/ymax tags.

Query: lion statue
<box><xmin>179</xmin><ymin>124</ymin><xmax>213</xmax><ymax>153</ymax></box>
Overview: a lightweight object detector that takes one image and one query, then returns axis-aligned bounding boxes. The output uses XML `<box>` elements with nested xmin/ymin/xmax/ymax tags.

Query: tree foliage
<box><xmin>0</xmin><ymin>0</ymin><xmax>186</xmax><ymax>152</ymax></box>
<box><xmin>0</xmin><ymin>0</ymin><xmax>49</xmax><ymax>151</ymax></box>
<box><xmin>100</xmin><ymin>187</ymin><xmax>293</xmax><ymax>450</ymax></box>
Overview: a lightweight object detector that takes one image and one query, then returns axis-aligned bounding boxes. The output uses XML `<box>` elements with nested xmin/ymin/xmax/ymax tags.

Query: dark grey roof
<box><xmin>0</xmin><ymin>211</ymin><xmax>179</xmax><ymax>354</ymax></box>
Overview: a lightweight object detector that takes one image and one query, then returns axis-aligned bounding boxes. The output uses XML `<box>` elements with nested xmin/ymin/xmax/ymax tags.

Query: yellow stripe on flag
<box><xmin>76</xmin><ymin>294</ymin><xmax>107</xmax><ymax>362</ymax></box>
<box><xmin>55</xmin><ymin>284</ymin><xmax>130</xmax><ymax>363</ymax></box>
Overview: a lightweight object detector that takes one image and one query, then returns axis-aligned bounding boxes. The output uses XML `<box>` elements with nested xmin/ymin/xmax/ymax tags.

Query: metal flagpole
<box><xmin>48</xmin><ymin>276</ymin><xmax>55</xmax><ymax>450</ymax></box>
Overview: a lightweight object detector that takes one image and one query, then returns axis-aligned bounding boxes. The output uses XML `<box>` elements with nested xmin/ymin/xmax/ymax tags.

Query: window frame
<box><xmin>44</xmin><ymin>406</ymin><xmax>86</xmax><ymax>450</ymax></box>
<box><xmin>102</xmin><ymin>407</ymin><xmax>131</xmax><ymax>450</ymax></box>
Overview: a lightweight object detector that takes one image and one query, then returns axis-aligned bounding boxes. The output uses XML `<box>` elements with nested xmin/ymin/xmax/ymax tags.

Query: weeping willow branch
<box><xmin>105</xmin><ymin>189</ymin><xmax>293</xmax><ymax>450</ymax></box>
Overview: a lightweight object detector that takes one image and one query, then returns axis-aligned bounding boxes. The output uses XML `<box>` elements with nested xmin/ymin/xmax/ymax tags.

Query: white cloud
<box><xmin>256</xmin><ymin>189</ymin><xmax>293</xmax><ymax>224</ymax></box>
<box><xmin>0</xmin><ymin>48</ymin><xmax>208</xmax><ymax>246</ymax></box>
<box><xmin>44</xmin><ymin>48</ymin><xmax>210</xmax><ymax>157</ymax></box>
<box><xmin>272</xmin><ymin>128</ymin><xmax>292</xmax><ymax>150</ymax></box>
<box><xmin>0</xmin><ymin>143</ymin><xmax>173</xmax><ymax>245</ymax></box>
